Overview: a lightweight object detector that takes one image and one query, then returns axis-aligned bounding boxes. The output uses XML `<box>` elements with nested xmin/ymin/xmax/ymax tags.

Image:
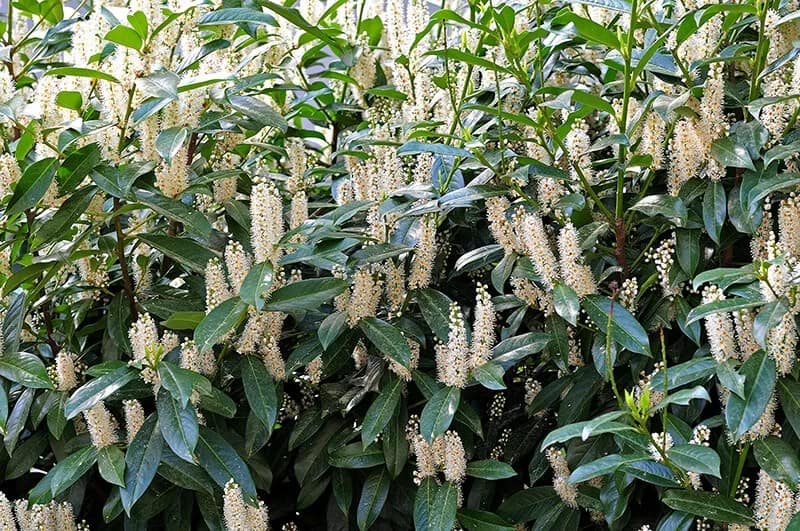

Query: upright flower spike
<box><xmin>442</xmin><ymin>430</ymin><xmax>467</xmax><ymax>484</ymax></box>
<box><xmin>518</xmin><ymin>213</ymin><xmax>559</xmax><ymax>290</ymax></box>
<box><xmin>435</xmin><ymin>303</ymin><xmax>470</xmax><ymax>388</ymax></box>
<box><xmin>262</xmin><ymin>336</ymin><xmax>286</xmax><ymax>381</ymax></box>
<box><xmin>0</xmin><ymin>492</ymin><xmax>15</xmax><ymax>531</ymax></box>
<box><xmin>754</xmin><ymin>468</ymin><xmax>795</xmax><ymax>530</ymax></box>
<box><xmin>180</xmin><ymin>339</ymin><xmax>216</xmax><ymax>377</ymax></box>
<box><xmin>486</xmin><ymin>196</ymin><xmax>518</xmax><ymax>254</ymax></box>
<box><xmin>123</xmin><ymin>399</ymin><xmax>145</xmax><ymax>444</ymax></box>
<box><xmin>470</xmin><ymin>283</ymin><xmax>496</xmax><ymax>368</ymax></box>
<box><xmin>54</xmin><ymin>351</ymin><xmax>78</xmax><ymax>392</ymax></box>
<box><xmin>701</xmin><ymin>285</ymin><xmax>739</xmax><ymax>364</ymax></box>
<box><xmin>205</xmin><ymin>258</ymin><xmax>232</xmax><ymax>310</ymax></box>
<box><xmin>84</xmin><ymin>401</ymin><xmax>118</xmax><ymax>449</ymax></box>
<box><xmin>408</xmin><ymin>215</ymin><xmax>437</xmax><ymax>290</ymax></box>
<box><xmin>225</xmin><ymin>241</ymin><xmax>252</xmax><ymax>296</ymax></box>
<box><xmin>223</xmin><ymin>480</ymin><xmax>271</xmax><ymax>531</ymax></box>
<box><xmin>557</xmin><ymin>221</ymin><xmax>597</xmax><ymax>297</ymax></box>
<box><xmin>546</xmin><ymin>447</ymin><xmax>578</xmax><ymax>509</ymax></box>
<box><xmin>565</xmin><ymin>119</ymin><xmax>593</xmax><ymax>184</ymax></box>
<box><xmin>250</xmin><ymin>180</ymin><xmax>284</xmax><ymax>265</ymax></box>
<box><xmin>345</xmin><ymin>268</ymin><xmax>383</xmax><ymax>327</ymax></box>
<box><xmin>129</xmin><ymin>313</ymin><xmax>159</xmax><ymax>364</ymax></box>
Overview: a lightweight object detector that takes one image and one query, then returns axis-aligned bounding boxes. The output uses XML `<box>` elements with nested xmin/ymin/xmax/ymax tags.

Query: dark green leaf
<box><xmin>583</xmin><ymin>295</ymin><xmax>651</xmax><ymax>356</ymax></box>
<box><xmin>473</xmin><ymin>362</ymin><xmax>506</xmax><ymax>390</ymax></box>
<box><xmin>662</xmin><ymin>490</ymin><xmax>754</xmax><ymax>525</ymax></box>
<box><xmin>194</xmin><ymin>297</ymin><xmax>248</xmax><ymax>353</ymax></box>
<box><xmin>754</xmin><ymin>436</ymin><xmax>800</xmax><ymax>489</ymax></box>
<box><xmin>239</xmin><ymin>261</ymin><xmax>274</xmax><ymax>310</ymax></box>
<box><xmin>668</xmin><ymin>445</ymin><xmax>721</xmax><ymax>478</ymax></box>
<box><xmin>725</xmin><ymin>350</ymin><xmax>777</xmax><ymax>440</ymax></box>
<box><xmin>329</xmin><ymin>443</ymin><xmax>385</xmax><ymax>469</ymax></box>
<box><xmin>318</xmin><ymin>311</ymin><xmax>347</xmax><ymax>351</ymax></box>
<box><xmin>465</xmin><ymin>459</ymin><xmax>517</xmax><ymax>480</ymax></box>
<box><xmin>241</xmin><ymin>355</ymin><xmax>277</xmax><ymax>430</ymax></box>
<box><xmin>7</xmin><ymin>158</ymin><xmax>59</xmax><ymax>217</ymax></box>
<box><xmin>458</xmin><ymin>509</ymin><xmax>515</xmax><ymax>531</ymax></box>
<box><xmin>552</xmin><ymin>283</ymin><xmax>580</xmax><ymax>326</ymax></box>
<box><xmin>0</xmin><ymin>352</ymin><xmax>54</xmax><ymax>389</ymax></box>
<box><xmin>199</xmin><ymin>7</ymin><xmax>277</xmax><ymax>26</ymax></box>
<box><xmin>359</xmin><ymin>317</ymin><xmax>411</xmax><ymax>368</ymax></box>
<box><xmin>630</xmin><ymin>195</ymin><xmax>688</xmax><ymax>226</ymax></box>
<box><xmin>120</xmin><ymin>415</ymin><xmax>163</xmax><ymax>514</ymax></box>
<box><xmin>157</xmin><ymin>389</ymin><xmax>199</xmax><ymax>463</ymax></box>
<box><xmin>361</xmin><ymin>375</ymin><xmax>402</xmax><ymax>447</ymax></box>
<box><xmin>703</xmin><ymin>181</ymin><xmax>726</xmax><ymax>245</ymax></box>
<box><xmin>196</xmin><ymin>427</ymin><xmax>257</xmax><ymax>502</ymax></box>
<box><xmin>98</xmin><ymin>445</ymin><xmax>127</xmax><ymax>487</ymax></box>
<box><xmin>264</xmin><ymin>278</ymin><xmax>348</xmax><ymax>312</ymax></box>
<box><xmin>428</xmin><ymin>481</ymin><xmax>459</xmax><ymax>531</ymax></box>
<box><xmin>134</xmin><ymin>190</ymin><xmax>213</xmax><ymax>237</ymax></box>
<box><xmin>50</xmin><ymin>445</ymin><xmax>99</xmax><ymax>496</ymax></box>
<box><xmin>139</xmin><ymin>234</ymin><xmax>217</xmax><ymax>274</ymax></box>
<box><xmin>778</xmin><ymin>379</ymin><xmax>800</xmax><ymax>437</ymax></box>
<box><xmin>357</xmin><ymin>467</ymin><xmax>390</xmax><ymax>531</ymax></box>
<box><xmin>420</xmin><ymin>386</ymin><xmax>460</xmax><ymax>442</ymax></box>
<box><xmin>753</xmin><ymin>298</ymin><xmax>789</xmax><ymax>348</ymax></box>
<box><xmin>416</xmin><ymin>289</ymin><xmax>453</xmax><ymax>342</ymax></box>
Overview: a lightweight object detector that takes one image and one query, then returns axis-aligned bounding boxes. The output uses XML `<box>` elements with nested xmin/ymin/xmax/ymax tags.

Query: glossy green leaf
<box><xmin>754</xmin><ymin>436</ymin><xmax>800</xmax><ymax>489</ymax></box>
<box><xmin>725</xmin><ymin>350</ymin><xmax>777</xmax><ymax>440</ymax></box>
<box><xmin>711</xmin><ymin>137</ymin><xmax>756</xmax><ymax>171</ymax></box>
<box><xmin>98</xmin><ymin>445</ymin><xmax>127</xmax><ymax>487</ymax></box>
<box><xmin>778</xmin><ymin>378</ymin><xmax>800</xmax><ymax>437</ymax></box>
<box><xmin>241</xmin><ymin>354</ymin><xmax>277</xmax><ymax>430</ymax></box>
<box><xmin>703</xmin><ymin>181</ymin><xmax>726</xmax><ymax>245</ymax></box>
<box><xmin>465</xmin><ymin>459</ymin><xmax>517</xmax><ymax>480</ymax></box>
<box><xmin>416</xmin><ymin>289</ymin><xmax>454</xmax><ymax>342</ymax></box>
<box><xmin>583</xmin><ymin>295</ymin><xmax>651</xmax><ymax>356</ymax></box>
<box><xmin>359</xmin><ymin>317</ymin><xmax>411</xmax><ymax>368</ymax></box>
<box><xmin>458</xmin><ymin>509</ymin><xmax>516</xmax><ymax>531</ymax></box>
<box><xmin>139</xmin><ymin>234</ymin><xmax>217</xmax><ymax>273</ymax></box>
<box><xmin>7</xmin><ymin>158</ymin><xmax>59</xmax><ymax>217</ymax></box>
<box><xmin>196</xmin><ymin>427</ymin><xmax>257</xmax><ymax>502</ymax></box>
<box><xmin>473</xmin><ymin>362</ymin><xmax>506</xmax><ymax>390</ymax></box>
<box><xmin>49</xmin><ymin>445</ymin><xmax>99</xmax><ymax>496</ymax></box>
<box><xmin>264</xmin><ymin>278</ymin><xmax>348</xmax><ymax>312</ymax></box>
<box><xmin>0</xmin><ymin>352</ymin><xmax>54</xmax><ymax>389</ymax></box>
<box><xmin>356</xmin><ymin>467</ymin><xmax>390</xmax><ymax>531</ymax></box>
<box><xmin>662</xmin><ymin>490</ymin><xmax>754</xmax><ymax>525</ymax></box>
<box><xmin>194</xmin><ymin>297</ymin><xmax>248</xmax><ymax>353</ymax></box>
<box><xmin>329</xmin><ymin>443</ymin><xmax>385</xmax><ymax>469</ymax></box>
<box><xmin>156</xmin><ymin>389</ymin><xmax>199</xmax><ymax>463</ymax></box>
<box><xmin>120</xmin><ymin>415</ymin><xmax>163</xmax><ymax>514</ymax></box>
<box><xmin>552</xmin><ymin>283</ymin><xmax>580</xmax><ymax>326</ymax></box>
<box><xmin>753</xmin><ymin>298</ymin><xmax>789</xmax><ymax>348</ymax></box>
<box><xmin>239</xmin><ymin>261</ymin><xmax>274</xmax><ymax>310</ymax></box>
<box><xmin>668</xmin><ymin>445</ymin><xmax>720</xmax><ymax>478</ymax></box>
<box><xmin>420</xmin><ymin>386</ymin><xmax>460</xmax><ymax>442</ymax></box>
<box><xmin>361</xmin><ymin>375</ymin><xmax>402</xmax><ymax>448</ymax></box>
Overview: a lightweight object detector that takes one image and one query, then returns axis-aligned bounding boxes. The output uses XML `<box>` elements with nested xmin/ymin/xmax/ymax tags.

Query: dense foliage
<box><xmin>3</xmin><ymin>0</ymin><xmax>800</xmax><ymax>529</ymax></box>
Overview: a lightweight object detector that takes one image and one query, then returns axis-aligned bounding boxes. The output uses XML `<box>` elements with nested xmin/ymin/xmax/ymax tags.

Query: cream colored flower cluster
<box><xmin>486</xmin><ymin>201</ymin><xmax>597</xmax><ymax>299</ymax></box>
<box><xmin>754</xmin><ymin>467</ymin><xmax>800</xmax><ymax>530</ymax></box>
<box><xmin>435</xmin><ymin>284</ymin><xmax>497</xmax><ymax>388</ymax></box>
<box><xmin>129</xmin><ymin>312</ymin><xmax>201</xmax><ymax>386</ymax></box>
<box><xmin>406</xmin><ymin>416</ymin><xmax>467</xmax><ymax>486</ymax></box>
<box><xmin>0</xmin><ymin>492</ymin><xmax>88</xmax><ymax>531</ymax></box>
<box><xmin>223</xmin><ymin>480</ymin><xmax>270</xmax><ymax>531</ymax></box>
<box><xmin>545</xmin><ymin>447</ymin><xmax>578</xmax><ymax>509</ymax></box>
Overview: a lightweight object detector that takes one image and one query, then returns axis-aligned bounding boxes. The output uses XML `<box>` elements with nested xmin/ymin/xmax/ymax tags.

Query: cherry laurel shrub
<box><xmin>2</xmin><ymin>0</ymin><xmax>800</xmax><ymax>528</ymax></box>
